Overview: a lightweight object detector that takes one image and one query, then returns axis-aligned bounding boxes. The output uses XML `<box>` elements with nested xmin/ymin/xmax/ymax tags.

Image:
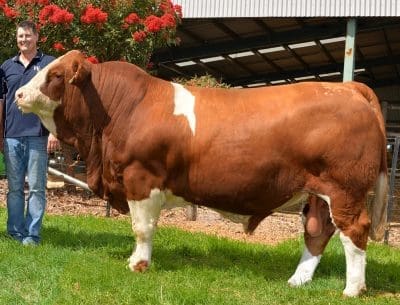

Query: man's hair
<box><xmin>17</xmin><ymin>20</ymin><xmax>38</xmax><ymax>35</ymax></box>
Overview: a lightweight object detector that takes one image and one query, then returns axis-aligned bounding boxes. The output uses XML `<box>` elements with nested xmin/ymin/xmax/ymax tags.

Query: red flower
<box><xmin>143</xmin><ymin>15</ymin><xmax>163</xmax><ymax>33</ymax></box>
<box><xmin>173</xmin><ymin>4</ymin><xmax>182</xmax><ymax>17</ymax></box>
<box><xmin>132</xmin><ymin>30</ymin><xmax>147</xmax><ymax>42</ymax></box>
<box><xmin>124</xmin><ymin>12</ymin><xmax>140</xmax><ymax>25</ymax></box>
<box><xmin>16</xmin><ymin>0</ymin><xmax>49</xmax><ymax>5</ymax></box>
<box><xmin>40</xmin><ymin>36</ymin><xmax>48</xmax><ymax>43</ymax></box>
<box><xmin>39</xmin><ymin>5</ymin><xmax>73</xmax><ymax>25</ymax></box>
<box><xmin>146</xmin><ymin>62</ymin><xmax>154</xmax><ymax>70</ymax></box>
<box><xmin>160</xmin><ymin>13</ymin><xmax>175</xmax><ymax>28</ymax></box>
<box><xmin>0</xmin><ymin>0</ymin><xmax>6</xmax><ymax>7</ymax></box>
<box><xmin>80</xmin><ymin>5</ymin><xmax>108</xmax><ymax>25</ymax></box>
<box><xmin>53</xmin><ymin>42</ymin><xmax>65</xmax><ymax>52</ymax></box>
<box><xmin>159</xmin><ymin>0</ymin><xmax>174</xmax><ymax>13</ymax></box>
<box><xmin>16</xmin><ymin>0</ymin><xmax>33</xmax><ymax>5</ymax></box>
<box><xmin>86</xmin><ymin>56</ymin><xmax>99</xmax><ymax>64</ymax></box>
<box><xmin>49</xmin><ymin>9</ymin><xmax>74</xmax><ymax>24</ymax></box>
<box><xmin>72</xmin><ymin>36</ymin><xmax>80</xmax><ymax>44</ymax></box>
<box><xmin>3</xmin><ymin>5</ymin><xmax>19</xmax><ymax>19</ymax></box>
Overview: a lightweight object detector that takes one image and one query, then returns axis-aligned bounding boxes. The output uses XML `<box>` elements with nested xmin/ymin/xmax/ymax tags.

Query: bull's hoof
<box><xmin>343</xmin><ymin>285</ymin><xmax>366</xmax><ymax>297</ymax></box>
<box><xmin>128</xmin><ymin>260</ymin><xmax>149</xmax><ymax>272</ymax></box>
<box><xmin>287</xmin><ymin>274</ymin><xmax>312</xmax><ymax>287</ymax></box>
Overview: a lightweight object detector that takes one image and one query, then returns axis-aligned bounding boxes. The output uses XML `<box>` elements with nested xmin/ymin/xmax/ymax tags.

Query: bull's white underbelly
<box><xmin>160</xmin><ymin>189</ymin><xmax>309</xmax><ymax>232</ymax></box>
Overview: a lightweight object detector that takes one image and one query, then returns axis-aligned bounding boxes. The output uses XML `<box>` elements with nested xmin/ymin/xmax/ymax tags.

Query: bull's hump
<box><xmin>171</xmin><ymin>83</ymin><xmax>196</xmax><ymax>135</ymax></box>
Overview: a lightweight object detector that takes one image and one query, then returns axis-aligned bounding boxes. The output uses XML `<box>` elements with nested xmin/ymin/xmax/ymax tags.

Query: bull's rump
<box><xmin>177</xmin><ymin>82</ymin><xmax>384</xmax><ymax>213</ymax></box>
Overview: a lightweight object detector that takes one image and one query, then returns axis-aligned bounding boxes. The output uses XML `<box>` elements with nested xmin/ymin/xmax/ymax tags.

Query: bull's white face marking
<box><xmin>171</xmin><ymin>82</ymin><xmax>196</xmax><ymax>135</ymax></box>
<box><xmin>15</xmin><ymin>57</ymin><xmax>63</xmax><ymax>136</ymax></box>
<box><xmin>340</xmin><ymin>232</ymin><xmax>366</xmax><ymax>297</ymax></box>
<box><xmin>288</xmin><ymin>247</ymin><xmax>321</xmax><ymax>287</ymax></box>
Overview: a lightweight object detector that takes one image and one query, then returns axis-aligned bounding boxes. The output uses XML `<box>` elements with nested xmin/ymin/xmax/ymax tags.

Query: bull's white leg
<box><xmin>127</xmin><ymin>188</ymin><xmax>165</xmax><ymax>272</ymax></box>
<box><xmin>288</xmin><ymin>247</ymin><xmax>321</xmax><ymax>286</ymax></box>
<box><xmin>340</xmin><ymin>232</ymin><xmax>366</xmax><ymax>297</ymax></box>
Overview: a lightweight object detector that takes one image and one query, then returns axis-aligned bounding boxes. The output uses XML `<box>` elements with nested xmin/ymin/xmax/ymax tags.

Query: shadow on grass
<box><xmin>42</xmin><ymin>225</ymin><xmax>132</xmax><ymax>256</ymax></box>
<box><xmin>40</xmin><ymin>224</ymin><xmax>400</xmax><ymax>295</ymax></box>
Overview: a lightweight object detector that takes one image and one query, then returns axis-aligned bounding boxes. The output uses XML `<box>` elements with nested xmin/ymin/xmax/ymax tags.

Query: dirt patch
<box><xmin>0</xmin><ymin>179</ymin><xmax>399</xmax><ymax>247</ymax></box>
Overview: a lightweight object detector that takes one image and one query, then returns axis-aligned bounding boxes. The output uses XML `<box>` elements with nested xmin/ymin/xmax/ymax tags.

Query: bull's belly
<box><xmin>162</xmin><ymin>189</ymin><xmax>308</xmax><ymax>231</ymax></box>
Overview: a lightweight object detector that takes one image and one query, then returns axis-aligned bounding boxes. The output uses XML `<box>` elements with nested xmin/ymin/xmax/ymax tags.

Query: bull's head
<box><xmin>15</xmin><ymin>50</ymin><xmax>92</xmax><ymax>134</ymax></box>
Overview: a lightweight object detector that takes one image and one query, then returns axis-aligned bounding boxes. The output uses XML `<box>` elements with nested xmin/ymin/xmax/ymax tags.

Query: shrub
<box><xmin>174</xmin><ymin>74</ymin><xmax>231</xmax><ymax>88</ymax></box>
<box><xmin>0</xmin><ymin>0</ymin><xmax>182</xmax><ymax>67</ymax></box>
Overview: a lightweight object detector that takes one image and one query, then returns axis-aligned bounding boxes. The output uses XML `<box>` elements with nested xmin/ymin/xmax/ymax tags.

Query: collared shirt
<box><xmin>0</xmin><ymin>50</ymin><xmax>55</xmax><ymax>137</ymax></box>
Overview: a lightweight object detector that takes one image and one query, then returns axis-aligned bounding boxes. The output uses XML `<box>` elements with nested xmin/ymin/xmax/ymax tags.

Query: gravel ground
<box><xmin>0</xmin><ymin>179</ymin><xmax>399</xmax><ymax>247</ymax></box>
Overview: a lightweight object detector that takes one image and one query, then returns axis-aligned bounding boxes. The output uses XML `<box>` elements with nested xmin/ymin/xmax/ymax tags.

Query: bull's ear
<box><xmin>68</xmin><ymin>58</ymin><xmax>92</xmax><ymax>85</ymax></box>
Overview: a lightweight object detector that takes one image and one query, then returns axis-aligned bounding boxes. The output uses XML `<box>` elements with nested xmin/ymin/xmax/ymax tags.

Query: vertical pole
<box><xmin>384</xmin><ymin>136</ymin><xmax>400</xmax><ymax>244</ymax></box>
<box><xmin>343</xmin><ymin>18</ymin><xmax>357</xmax><ymax>82</ymax></box>
<box><xmin>381</xmin><ymin>101</ymin><xmax>388</xmax><ymax>123</ymax></box>
<box><xmin>106</xmin><ymin>201</ymin><xmax>111</xmax><ymax>217</ymax></box>
<box><xmin>186</xmin><ymin>204</ymin><xmax>197</xmax><ymax>221</ymax></box>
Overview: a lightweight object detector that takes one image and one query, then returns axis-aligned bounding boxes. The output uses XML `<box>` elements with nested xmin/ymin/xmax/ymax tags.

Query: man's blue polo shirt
<box><xmin>0</xmin><ymin>50</ymin><xmax>55</xmax><ymax>137</ymax></box>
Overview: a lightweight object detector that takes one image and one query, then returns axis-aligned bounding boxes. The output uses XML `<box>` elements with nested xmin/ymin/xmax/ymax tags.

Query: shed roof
<box><xmin>174</xmin><ymin>0</ymin><xmax>400</xmax><ymax>18</ymax></box>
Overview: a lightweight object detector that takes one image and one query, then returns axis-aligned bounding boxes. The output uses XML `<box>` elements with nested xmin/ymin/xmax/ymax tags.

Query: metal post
<box><xmin>384</xmin><ymin>136</ymin><xmax>400</xmax><ymax>244</ymax></box>
<box><xmin>343</xmin><ymin>18</ymin><xmax>357</xmax><ymax>82</ymax></box>
<box><xmin>48</xmin><ymin>166</ymin><xmax>91</xmax><ymax>191</ymax></box>
<box><xmin>381</xmin><ymin>101</ymin><xmax>388</xmax><ymax>123</ymax></box>
<box><xmin>106</xmin><ymin>201</ymin><xmax>111</xmax><ymax>217</ymax></box>
<box><xmin>186</xmin><ymin>204</ymin><xmax>197</xmax><ymax>221</ymax></box>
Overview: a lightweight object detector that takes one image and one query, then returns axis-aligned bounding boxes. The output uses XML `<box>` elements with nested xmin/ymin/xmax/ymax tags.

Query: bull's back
<box><xmin>185</xmin><ymin>82</ymin><xmax>384</xmax><ymax>205</ymax></box>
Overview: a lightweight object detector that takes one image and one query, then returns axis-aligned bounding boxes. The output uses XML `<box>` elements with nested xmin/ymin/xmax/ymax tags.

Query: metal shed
<box><xmin>152</xmin><ymin>0</ymin><xmax>400</xmax><ymax>241</ymax></box>
<box><xmin>153</xmin><ymin>0</ymin><xmax>400</xmax><ymax>134</ymax></box>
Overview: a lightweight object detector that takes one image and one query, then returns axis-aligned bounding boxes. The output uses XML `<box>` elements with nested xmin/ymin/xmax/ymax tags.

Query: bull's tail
<box><xmin>369</xmin><ymin>170</ymin><xmax>388</xmax><ymax>241</ymax></box>
<box><xmin>348</xmin><ymin>82</ymin><xmax>388</xmax><ymax>241</ymax></box>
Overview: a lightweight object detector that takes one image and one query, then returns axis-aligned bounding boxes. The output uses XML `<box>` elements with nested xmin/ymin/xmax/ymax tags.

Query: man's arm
<box><xmin>0</xmin><ymin>68</ymin><xmax>5</xmax><ymax>152</ymax></box>
<box><xmin>47</xmin><ymin>133</ymin><xmax>60</xmax><ymax>154</ymax></box>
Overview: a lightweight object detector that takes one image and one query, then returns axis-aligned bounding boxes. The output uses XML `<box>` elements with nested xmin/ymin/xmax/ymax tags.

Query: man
<box><xmin>0</xmin><ymin>20</ymin><xmax>60</xmax><ymax>246</ymax></box>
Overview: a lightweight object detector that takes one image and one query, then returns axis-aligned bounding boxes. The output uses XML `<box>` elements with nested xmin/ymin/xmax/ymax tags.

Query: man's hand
<box><xmin>47</xmin><ymin>133</ymin><xmax>60</xmax><ymax>153</ymax></box>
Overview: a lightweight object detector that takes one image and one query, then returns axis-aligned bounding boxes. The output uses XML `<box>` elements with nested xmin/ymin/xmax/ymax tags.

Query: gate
<box><xmin>384</xmin><ymin>136</ymin><xmax>400</xmax><ymax>244</ymax></box>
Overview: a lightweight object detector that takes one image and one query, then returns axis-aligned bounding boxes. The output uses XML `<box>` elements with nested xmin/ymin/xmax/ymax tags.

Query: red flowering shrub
<box><xmin>80</xmin><ymin>4</ymin><xmax>107</xmax><ymax>25</ymax></box>
<box><xmin>0</xmin><ymin>0</ymin><xmax>182</xmax><ymax>68</ymax></box>
<box><xmin>38</xmin><ymin>4</ymin><xmax>73</xmax><ymax>25</ymax></box>
<box><xmin>124</xmin><ymin>13</ymin><xmax>140</xmax><ymax>25</ymax></box>
<box><xmin>86</xmin><ymin>55</ymin><xmax>99</xmax><ymax>64</ymax></box>
<box><xmin>132</xmin><ymin>30</ymin><xmax>147</xmax><ymax>43</ymax></box>
<box><xmin>144</xmin><ymin>15</ymin><xmax>163</xmax><ymax>33</ymax></box>
<box><xmin>53</xmin><ymin>41</ymin><xmax>65</xmax><ymax>51</ymax></box>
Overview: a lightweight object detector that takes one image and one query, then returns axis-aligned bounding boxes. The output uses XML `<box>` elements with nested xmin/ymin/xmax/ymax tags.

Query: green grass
<box><xmin>0</xmin><ymin>208</ymin><xmax>399</xmax><ymax>305</ymax></box>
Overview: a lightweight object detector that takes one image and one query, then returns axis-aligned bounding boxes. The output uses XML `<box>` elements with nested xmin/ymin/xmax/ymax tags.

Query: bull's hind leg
<box><xmin>288</xmin><ymin>195</ymin><xmax>336</xmax><ymax>287</ymax></box>
<box><xmin>331</xmin><ymin>195</ymin><xmax>370</xmax><ymax>297</ymax></box>
<box><xmin>127</xmin><ymin>189</ymin><xmax>164</xmax><ymax>272</ymax></box>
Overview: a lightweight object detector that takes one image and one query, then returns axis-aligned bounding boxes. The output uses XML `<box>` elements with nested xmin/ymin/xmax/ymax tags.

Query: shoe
<box><xmin>6</xmin><ymin>233</ymin><xmax>23</xmax><ymax>243</ymax></box>
<box><xmin>22</xmin><ymin>238</ymin><xmax>39</xmax><ymax>247</ymax></box>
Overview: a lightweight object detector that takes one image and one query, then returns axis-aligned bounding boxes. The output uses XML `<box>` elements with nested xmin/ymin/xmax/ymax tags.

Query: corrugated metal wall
<box><xmin>174</xmin><ymin>0</ymin><xmax>400</xmax><ymax>17</ymax></box>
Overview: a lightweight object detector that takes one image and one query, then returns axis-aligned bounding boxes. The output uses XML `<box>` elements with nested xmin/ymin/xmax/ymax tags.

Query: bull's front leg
<box><xmin>127</xmin><ymin>189</ymin><xmax>164</xmax><ymax>272</ymax></box>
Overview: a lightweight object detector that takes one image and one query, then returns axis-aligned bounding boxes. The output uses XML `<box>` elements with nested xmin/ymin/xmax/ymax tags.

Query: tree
<box><xmin>0</xmin><ymin>0</ymin><xmax>182</xmax><ymax>67</ymax></box>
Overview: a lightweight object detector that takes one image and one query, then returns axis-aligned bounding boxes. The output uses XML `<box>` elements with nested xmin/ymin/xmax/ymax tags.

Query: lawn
<box><xmin>0</xmin><ymin>208</ymin><xmax>399</xmax><ymax>305</ymax></box>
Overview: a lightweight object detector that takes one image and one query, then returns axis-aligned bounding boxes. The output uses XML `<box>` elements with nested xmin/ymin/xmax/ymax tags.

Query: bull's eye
<box><xmin>46</xmin><ymin>71</ymin><xmax>63</xmax><ymax>83</ymax></box>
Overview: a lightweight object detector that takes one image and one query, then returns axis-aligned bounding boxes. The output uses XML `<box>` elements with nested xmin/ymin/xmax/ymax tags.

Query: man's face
<box><xmin>16</xmin><ymin>26</ymin><xmax>38</xmax><ymax>53</ymax></box>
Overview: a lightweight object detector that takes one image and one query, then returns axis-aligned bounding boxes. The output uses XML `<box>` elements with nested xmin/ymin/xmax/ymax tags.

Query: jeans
<box><xmin>4</xmin><ymin>136</ymin><xmax>48</xmax><ymax>244</ymax></box>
